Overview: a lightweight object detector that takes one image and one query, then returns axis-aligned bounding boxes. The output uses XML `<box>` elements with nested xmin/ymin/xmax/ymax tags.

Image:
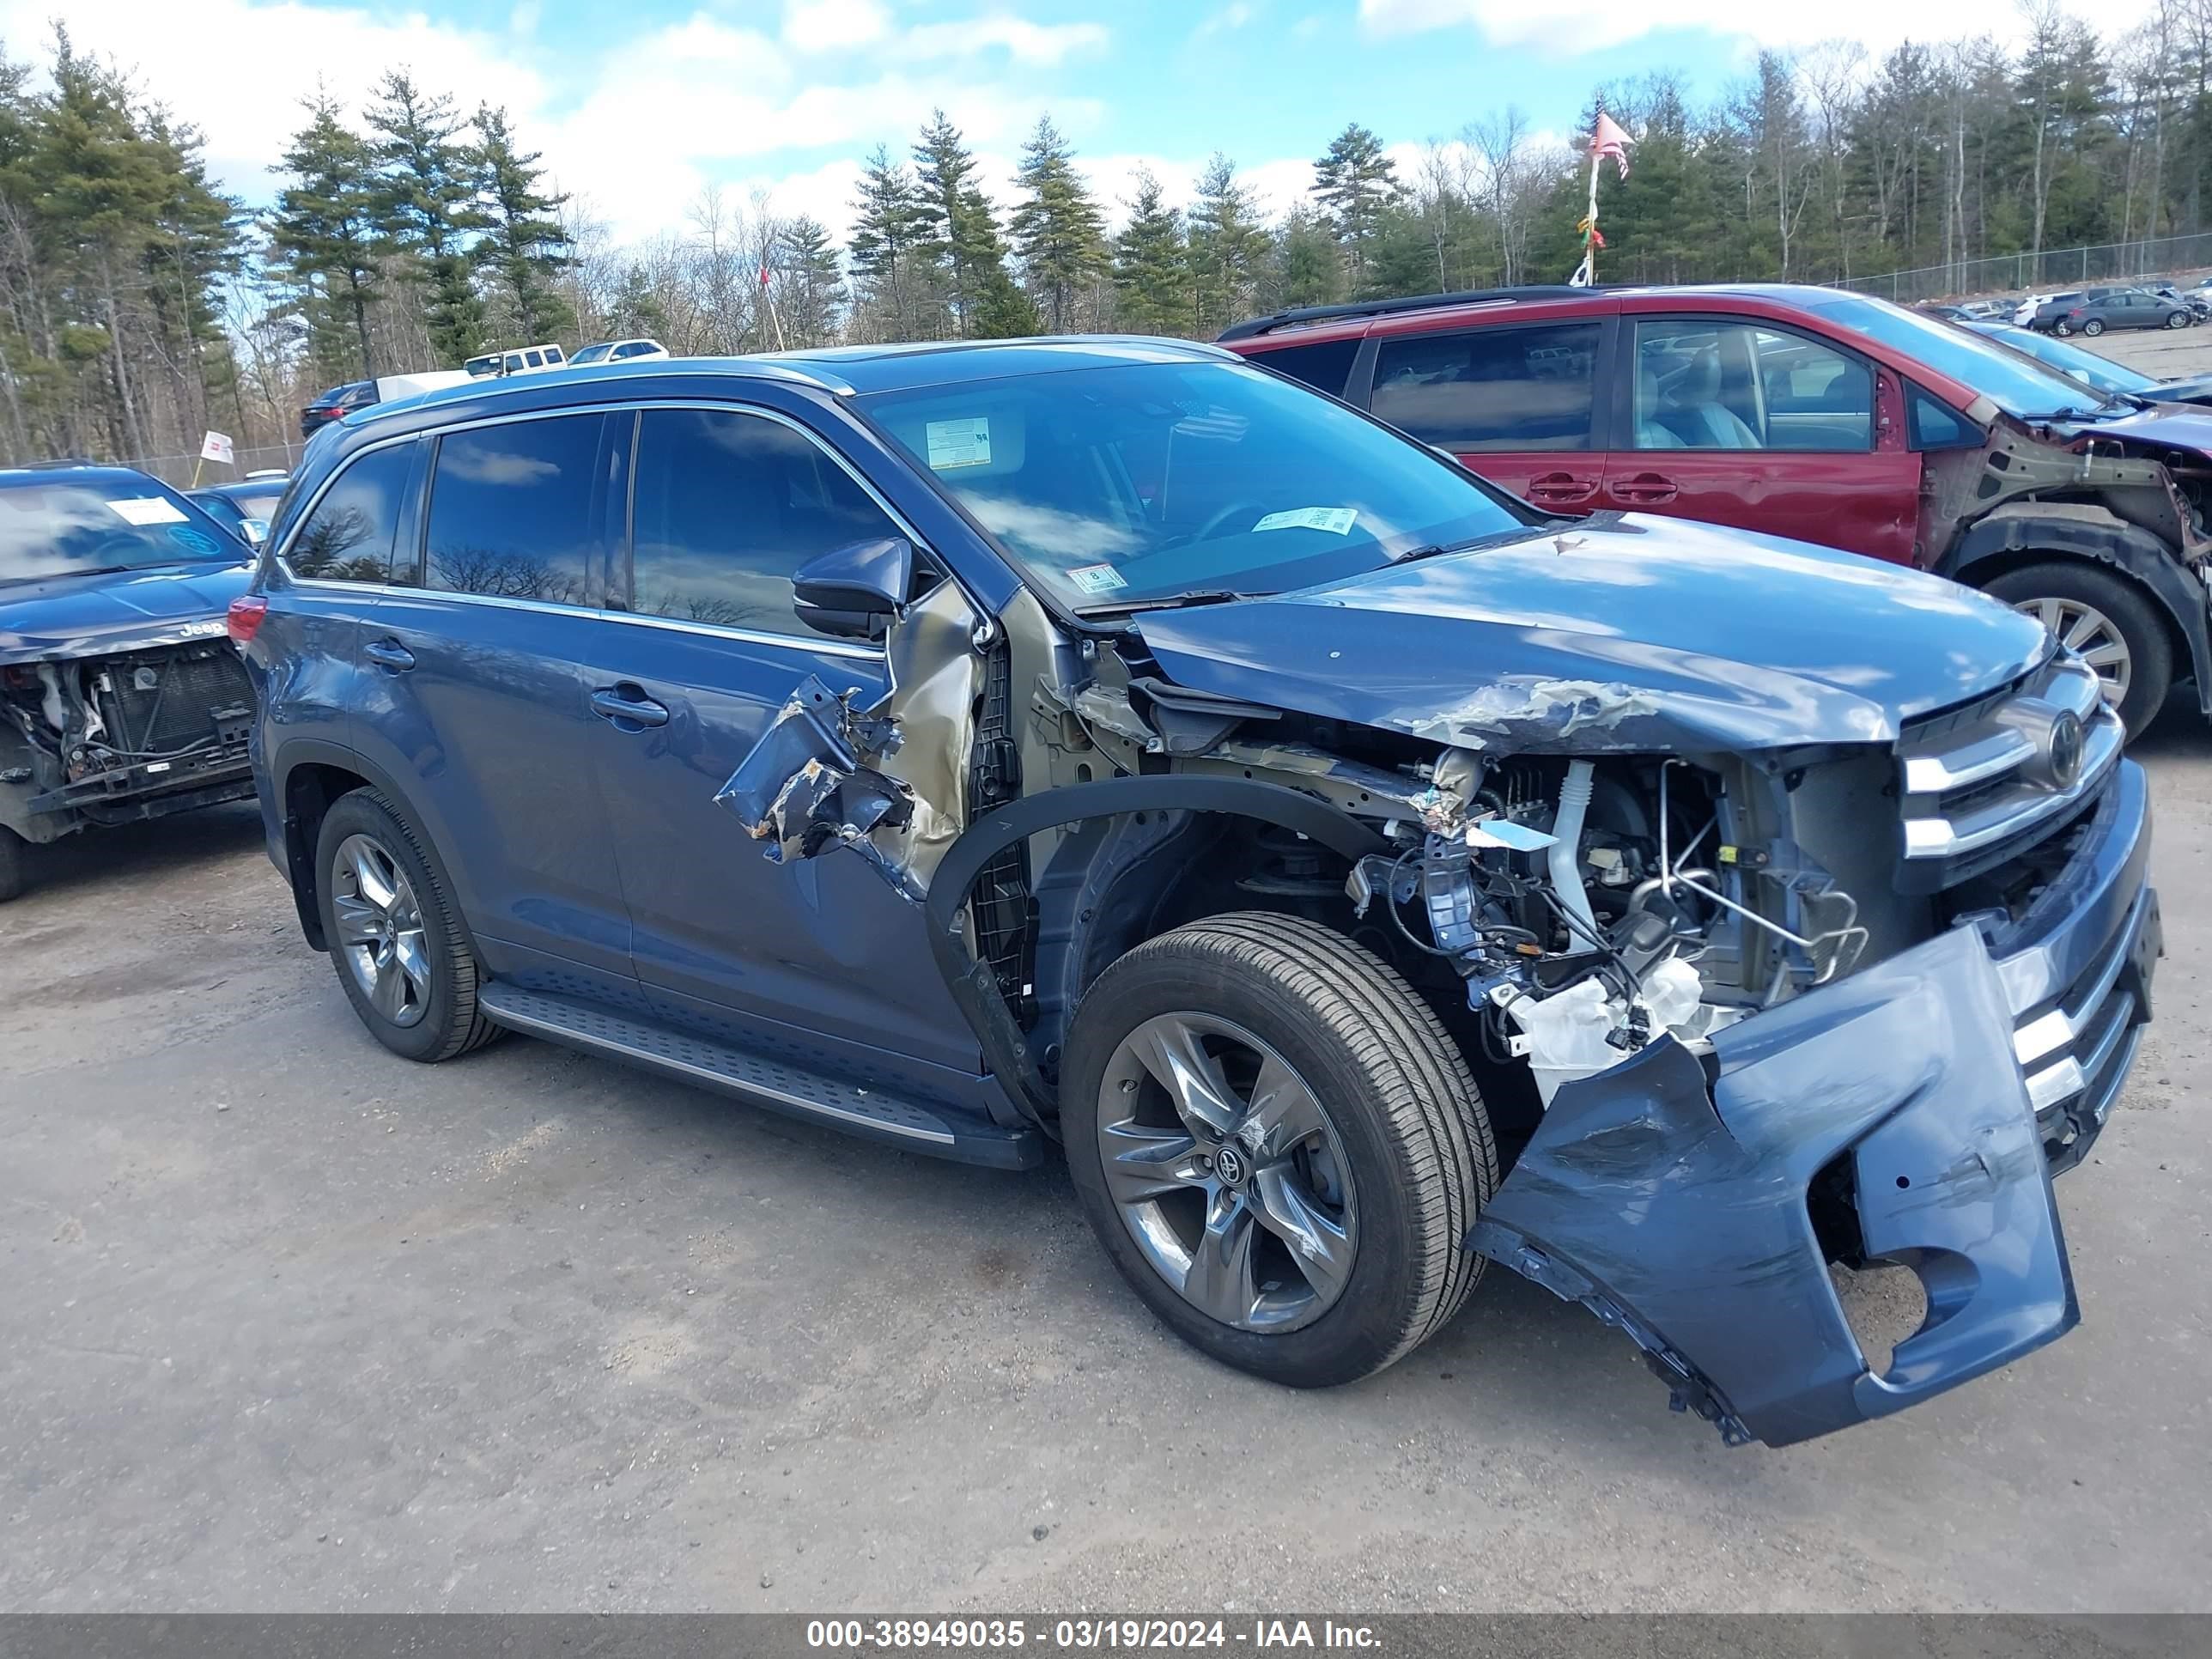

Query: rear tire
<box><xmin>1062</xmin><ymin>912</ymin><xmax>1497</xmax><ymax>1388</ymax></box>
<box><xmin>0</xmin><ymin>825</ymin><xmax>25</xmax><ymax>902</ymax></box>
<box><xmin>1983</xmin><ymin>561</ymin><xmax>2172</xmax><ymax>734</ymax></box>
<box><xmin>314</xmin><ymin>787</ymin><xmax>501</xmax><ymax>1062</ymax></box>
<box><xmin>2081</xmin><ymin>318</ymin><xmax>2105</xmax><ymax>337</ymax></box>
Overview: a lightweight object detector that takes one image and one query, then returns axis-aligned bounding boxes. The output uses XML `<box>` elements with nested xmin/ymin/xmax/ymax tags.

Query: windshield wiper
<box><xmin>1392</xmin><ymin>528</ymin><xmax>1534</xmax><ymax>564</ymax></box>
<box><xmin>1074</xmin><ymin>589</ymin><xmax>1250</xmax><ymax>618</ymax></box>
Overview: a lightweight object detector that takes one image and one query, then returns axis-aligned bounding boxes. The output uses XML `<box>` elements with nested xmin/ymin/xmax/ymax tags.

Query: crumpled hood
<box><xmin>1134</xmin><ymin>514</ymin><xmax>2049</xmax><ymax>753</ymax></box>
<box><xmin>0</xmin><ymin>561</ymin><xmax>251</xmax><ymax>665</ymax></box>
<box><xmin>2087</xmin><ymin>402</ymin><xmax>2212</xmax><ymax>456</ymax></box>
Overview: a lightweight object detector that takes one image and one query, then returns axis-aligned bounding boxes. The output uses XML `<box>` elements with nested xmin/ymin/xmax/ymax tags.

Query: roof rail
<box><xmin>1217</xmin><ymin>286</ymin><xmax>1601</xmax><ymax>343</ymax></box>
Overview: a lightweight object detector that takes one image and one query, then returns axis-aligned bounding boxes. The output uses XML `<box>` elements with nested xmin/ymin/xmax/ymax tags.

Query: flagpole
<box><xmin>1572</xmin><ymin>140</ymin><xmax>1601</xmax><ymax>286</ymax></box>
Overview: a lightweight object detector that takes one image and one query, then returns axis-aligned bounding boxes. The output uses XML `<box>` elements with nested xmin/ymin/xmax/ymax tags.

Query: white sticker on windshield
<box><xmin>1067</xmin><ymin>562</ymin><xmax>1127</xmax><ymax>595</ymax></box>
<box><xmin>1252</xmin><ymin>507</ymin><xmax>1358</xmax><ymax>535</ymax></box>
<box><xmin>925</xmin><ymin>416</ymin><xmax>992</xmax><ymax>470</ymax></box>
<box><xmin>107</xmin><ymin>496</ymin><xmax>189</xmax><ymax>526</ymax></box>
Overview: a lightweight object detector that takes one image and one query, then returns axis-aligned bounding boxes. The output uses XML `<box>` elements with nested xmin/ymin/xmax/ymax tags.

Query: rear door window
<box><xmin>423</xmin><ymin>415</ymin><xmax>612</xmax><ymax>605</ymax></box>
<box><xmin>287</xmin><ymin>442</ymin><xmax>416</xmax><ymax>583</ymax></box>
<box><xmin>1631</xmin><ymin>319</ymin><xmax>1871</xmax><ymax>453</ymax></box>
<box><xmin>1370</xmin><ymin>323</ymin><xmax>1601</xmax><ymax>451</ymax></box>
<box><xmin>627</xmin><ymin>408</ymin><xmax>902</xmax><ymax>638</ymax></box>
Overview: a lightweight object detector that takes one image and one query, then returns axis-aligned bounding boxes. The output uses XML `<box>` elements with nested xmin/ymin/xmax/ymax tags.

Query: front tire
<box><xmin>314</xmin><ymin>788</ymin><xmax>500</xmax><ymax>1061</ymax></box>
<box><xmin>1984</xmin><ymin>562</ymin><xmax>2172</xmax><ymax>733</ymax></box>
<box><xmin>1062</xmin><ymin>913</ymin><xmax>1497</xmax><ymax>1388</ymax></box>
<box><xmin>2168</xmin><ymin>310</ymin><xmax>2190</xmax><ymax>330</ymax></box>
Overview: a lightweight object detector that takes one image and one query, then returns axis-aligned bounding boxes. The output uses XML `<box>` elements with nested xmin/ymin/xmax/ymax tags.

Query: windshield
<box><xmin>859</xmin><ymin>357</ymin><xmax>1530</xmax><ymax>611</ymax></box>
<box><xmin>568</xmin><ymin>343</ymin><xmax>613</xmax><ymax>365</ymax></box>
<box><xmin>0</xmin><ymin>477</ymin><xmax>244</xmax><ymax>585</ymax></box>
<box><xmin>1801</xmin><ymin>292</ymin><xmax>2118</xmax><ymax>418</ymax></box>
<box><xmin>1962</xmin><ymin>324</ymin><xmax>2158</xmax><ymax>398</ymax></box>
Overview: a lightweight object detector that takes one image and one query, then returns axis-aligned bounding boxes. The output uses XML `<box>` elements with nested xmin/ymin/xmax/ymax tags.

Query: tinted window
<box><xmin>1632</xmin><ymin>319</ymin><xmax>1869</xmax><ymax>453</ymax></box>
<box><xmin>288</xmin><ymin>444</ymin><xmax>414</xmax><ymax>582</ymax></box>
<box><xmin>629</xmin><ymin>409</ymin><xmax>900</xmax><ymax>636</ymax></box>
<box><xmin>860</xmin><ymin>357</ymin><xmax>1527</xmax><ymax>613</ymax></box>
<box><xmin>614</xmin><ymin>342</ymin><xmax>656</xmax><ymax>360</ymax></box>
<box><xmin>1250</xmin><ymin>337</ymin><xmax>1360</xmax><ymax>398</ymax></box>
<box><xmin>425</xmin><ymin>416</ymin><xmax>610</xmax><ymax>605</ymax></box>
<box><xmin>1370</xmin><ymin>324</ymin><xmax>1600</xmax><ymax>451</ymax></box>
<box><xmin>568</xmin><ymin>343</ymin><xmax>612</xmax><ymax>365</ymax></box>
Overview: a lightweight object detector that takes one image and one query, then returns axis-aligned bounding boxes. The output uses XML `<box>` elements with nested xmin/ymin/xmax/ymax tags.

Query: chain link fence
<box><xmin>114</xmin><ymin>441</ymin><xmax>301</xmax><ymax>489</ymax></box>
<box><xmin>1842</xmin><ymin>232</ymin><xmax>2212</xmax><ymax>304</ymax></box>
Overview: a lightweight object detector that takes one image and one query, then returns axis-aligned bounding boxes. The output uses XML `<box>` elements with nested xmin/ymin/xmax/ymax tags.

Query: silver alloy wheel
<box><xmin>2017</xmin><ymin>595</ymin><xmax>2130</xmax><ymax>708</ymax></box>
<box><xmin>331</xmin><ymin>832</ymin><xmax>432</xmax><ymax>1028</ymax></box>
<box><xmin>1096</xmin><ymin>1012</ymin><xmax>1357</xmax><ymax>1334</ymax></box>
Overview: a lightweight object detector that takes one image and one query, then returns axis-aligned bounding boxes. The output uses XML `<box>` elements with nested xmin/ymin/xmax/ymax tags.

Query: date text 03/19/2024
<box><xmin>804</xmin><ymin>1619</ymin><xmax>1382</xmax><ymax>1649</ymax></box>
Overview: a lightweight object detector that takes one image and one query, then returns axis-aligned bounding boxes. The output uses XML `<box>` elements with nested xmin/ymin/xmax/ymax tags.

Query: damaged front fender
<box><xmin>1470</xmin><ymin>923</ymin><xmax>2077</xmax><ymax>1448</ymax></box>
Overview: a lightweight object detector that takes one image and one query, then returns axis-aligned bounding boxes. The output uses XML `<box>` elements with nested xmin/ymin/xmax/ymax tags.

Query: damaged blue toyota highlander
<box><xmin>235</xmin><ymin>339</ymin><xmax>2159</xmax><ymax>1447</ymax></box>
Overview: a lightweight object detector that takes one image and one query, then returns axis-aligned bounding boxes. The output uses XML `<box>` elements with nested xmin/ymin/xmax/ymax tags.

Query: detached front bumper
<box><xmin>1471</xmin><ymin>760</ymin><xmax>2159</xmax><ymax>1447</ymax></box>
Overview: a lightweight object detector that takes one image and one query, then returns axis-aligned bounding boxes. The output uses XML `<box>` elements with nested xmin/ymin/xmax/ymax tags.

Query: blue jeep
<box><xmin>238</xmin><ymin>340</ymin><xmax>2159</xmax><ymax>1447</ymax></box>
<box><xmin>0</xmin><ymin>464</ymin><xmax>258</xmax><ymax>900</ymax></box>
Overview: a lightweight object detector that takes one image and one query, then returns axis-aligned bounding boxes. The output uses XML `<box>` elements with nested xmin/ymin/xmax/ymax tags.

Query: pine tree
<box><xmin>469</xmin><ymin>103</ymin><xmax>574</xmax><ymax>346</ymax></box>
<box><xmin>1187</xmin><ymin>154</ymin><xmax>1268</xmax><ymax>337</ymax></box>
<box><xmin>848</xmin><ymin>144</ymin><xmax>930</xmax><ymax>339</ymax></box>
<box><xmin>970</xmin><ymin>267</ymin><xmax>1042</xmax><ymax>337</ymax></box>
<box><xmin>1112</xmin><ymin>168</ymin><xmax>1192</xmax><ymax>336</ymax></box>
<box><xmin>778</xmin><ymin>215</ymin><xmax>847</xmax><ymax>347</ymax></box>
<box><xmin>367</xmin><ymin>71</ymin><xmax>486</xmax><ymax>365</ymax></box>
<box><xmin>1311</xmin><ymin>123</ymin><xmax>1400</xmax><ymax>293</ymax></box>
<box><xmin>1269</xmin><ymin>207</ymin><xmax>1342</xmax><ymax>309</ymax></box>
<box><xmin>605</xmin><ymin>264</ymin><xmax>671</xmax><ymax>342</ymax></box>
<box><xmin>1009</xmin><ymin>115</ymin><xmax>1106</xmax><ymax>331</ymax></box>
<box><xmin>268</xmin><ymin>93</ymin><xmax>387</xmax><ymax>380</ymax></box>
<box><xmin>912</xmin><ymin>110</ymin><xmax>1013</xmax><ymax>337</ymax></box>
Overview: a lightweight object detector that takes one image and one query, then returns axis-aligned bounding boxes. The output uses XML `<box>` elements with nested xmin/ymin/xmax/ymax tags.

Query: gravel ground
<box><xmin>4</xmin><ymin>570</ymin><xmax>2211</xmax><ymax>1613</ymax></box>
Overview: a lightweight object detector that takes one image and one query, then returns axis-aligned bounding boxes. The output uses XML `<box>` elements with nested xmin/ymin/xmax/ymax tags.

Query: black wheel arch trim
<box><xmin>1944</xmin><ymin>512</ymin><xmax>2212</xmax><ymax>714</ymax></box>
<box><xmin>269</xmin><ymin>738</ymin><xmax>483</xmax><ymax>961</ymax></box>
<box><xmin>923</xmin><ymin>776</ymin><xmax>1389</xmax><ymax>1127</ymax></box>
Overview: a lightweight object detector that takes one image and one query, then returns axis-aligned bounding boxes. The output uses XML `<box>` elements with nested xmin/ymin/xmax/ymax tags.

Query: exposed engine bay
<box><xmin>0</xmin><ymin>639</ymin><xmax>257</xmax><ymax>841</ymax></box>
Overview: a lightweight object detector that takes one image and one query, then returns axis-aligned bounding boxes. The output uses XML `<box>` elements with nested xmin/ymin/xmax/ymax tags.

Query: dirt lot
<box><xmin>2079</xmin><ymin>320</ymin><xmax>2212</xmax><ymax>380</ymax></box>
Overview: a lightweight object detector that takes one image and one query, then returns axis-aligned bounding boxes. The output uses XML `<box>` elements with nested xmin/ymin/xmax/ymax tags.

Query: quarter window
<box><xmin>424</xmin><ymin>415</ymin><xmax>611</xmax><ymax>605</ymax></box>
<box><xmin>628</xmin><ymin>408</ymin><xmax>902</xmax><ymax>637</ymax></box>
<box><xmin>1370</xmin><ymin>324</ymin><xmax>1601</xmax><ymax>452</ymax></box>
<box><xmin>287</xmin><ymin>442</ymin><xmax>415</xmax><ymax>583</ymax></box>
<box><xmin>1250</xmin><ymin>337</ymin><xmax>1360</xmax><ymax>398</ymax></box>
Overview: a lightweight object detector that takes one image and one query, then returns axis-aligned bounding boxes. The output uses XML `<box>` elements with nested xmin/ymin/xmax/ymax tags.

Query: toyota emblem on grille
<box><xmin>2047</xmin><ymin>710</ymin><xmax>2085</xmax><ymax>788</ymax></box>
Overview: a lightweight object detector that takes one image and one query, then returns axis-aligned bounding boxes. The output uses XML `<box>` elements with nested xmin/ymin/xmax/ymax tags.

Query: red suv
<box><xmin>1222</xmin><ymin>284</ymin><xmax>2212</xmax><ymax>733</ymax></box>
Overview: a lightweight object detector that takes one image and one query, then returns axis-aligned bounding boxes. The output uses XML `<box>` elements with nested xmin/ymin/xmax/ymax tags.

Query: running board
<box><xmin>476</xmin><ymin>984</ymin><xmax>1042</xmax><ymax>1170</ymax></box>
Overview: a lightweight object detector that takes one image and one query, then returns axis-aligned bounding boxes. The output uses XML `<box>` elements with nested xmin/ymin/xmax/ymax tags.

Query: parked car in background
<box><xmin>237</xmin><ymin>340</ymin><xmax>2154</xmax><ymax>1448</ymax></box>
<box><xmin>2015</xmin><ymin>291</ymin><xmax>2076</xmax><ymax>325</ymax></box>
<box><xmin>0</xmin><ymin>465</ymin><xmax>258</xmax><ymax>900</ymax></box>
<box><xmin>1222</xmin><ymin>283</ymin><xmax>2212</xmax><ymax>732</ymax></box>
<box><xmin>566</xmin><ymin>338</ymin><xmax>670</xmax><ymax>366</ymax></box>
<box><xmin>2146</xmin><ymin>283</ymin><xmax>2211</xmax><ymax>319</ymax></box>
<box><xmin>188</xmin><ymin>475</ymin><xmax>290</xmax><ymax>545</ymax></box>
<box><xmin>462</xmin><ymin>343</ymin><xmax>568</xmax><ymax>378</ymax></box>
<box><xmin>1960</xmin><ymin>319</ymin><xmax>2212</xmax><ymax>408</ymax></box>
<box><xmin>301</xmin><ymin>380</ymin><xmax>377</xmax><ymax>439</ymax></box>
<box><xmin>2045</xmin><ymin>290</ymin><xmax>2194</xmax><ymax>337</ymax></box>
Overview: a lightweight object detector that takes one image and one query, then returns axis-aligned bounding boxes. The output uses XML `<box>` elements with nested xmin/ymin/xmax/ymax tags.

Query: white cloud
<box><xmin>782</xmin><ymin>0</ymin><xmax>893</xmax><ymax>54</ymax></box>
<box><xmin>11</xmin><ymin>0</ymin><xmax>549</xmax><ymax>198</ymax></box>
<box><xmin>902</xmin><ymin>15</ymin><xmax>1110</xmax><ymax>65</ymax></box>
<box><xmin>1195</xmin><ymin>2</ymin><xmax>1260</xmax><ymax>36</ymax></box>
<box><xmin>1357</xmin><ymin>0</ymin><xmax>2149</xmax><ymax>53</ymax></box>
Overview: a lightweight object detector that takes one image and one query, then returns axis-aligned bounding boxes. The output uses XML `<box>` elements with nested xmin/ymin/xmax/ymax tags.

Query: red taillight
<box><xmin>227</xmin><ymin>594</ymin><xmax>268</xmax><ymax>645</ymax></box>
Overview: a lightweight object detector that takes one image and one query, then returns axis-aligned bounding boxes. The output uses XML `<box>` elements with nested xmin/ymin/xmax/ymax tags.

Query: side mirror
<box><xmin>793</xmin><ymin>537</ymin><xmax>915</xmax><ymax>641</ymax></box>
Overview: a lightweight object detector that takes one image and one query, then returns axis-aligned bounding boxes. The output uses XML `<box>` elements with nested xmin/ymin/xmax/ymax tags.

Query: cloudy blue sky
<box><xmin>16</xmin><ymin>0</ymin><xmax>2123</xmax><ymax>246</ymax></box>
